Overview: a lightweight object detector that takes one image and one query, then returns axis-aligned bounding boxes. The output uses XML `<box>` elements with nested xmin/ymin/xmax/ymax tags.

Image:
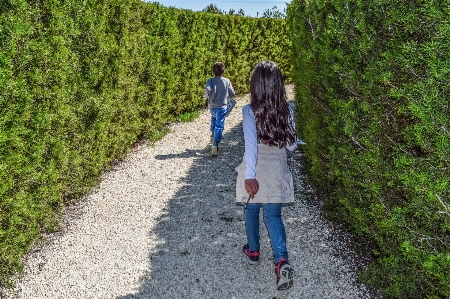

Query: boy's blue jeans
<box><xmin>209</xmin><ymin>107</ymin><xmax>227</xmax><ymax>144</ymax></box>
<box><xmin>245</xmin><ymin>203</ymin><xmax>288</xmax><ymax>264</ymax></box>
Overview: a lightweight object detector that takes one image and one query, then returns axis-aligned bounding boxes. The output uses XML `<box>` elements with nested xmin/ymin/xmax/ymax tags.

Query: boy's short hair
<box><xmin>212</xmin><ymin>62</ymin><xmax>225</xmax><ymax>76</ymax></box>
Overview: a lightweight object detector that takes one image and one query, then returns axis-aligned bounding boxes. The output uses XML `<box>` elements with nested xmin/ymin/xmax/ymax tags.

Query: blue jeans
<box><xmin>245</xmin><ymin>203</ymin><xmax>288</xmax><ymax>264</ymax></box>
<box><xmin>209</xmin><ymin>107</ymin><xmax>227</xmax><ymax>144</ymax></box>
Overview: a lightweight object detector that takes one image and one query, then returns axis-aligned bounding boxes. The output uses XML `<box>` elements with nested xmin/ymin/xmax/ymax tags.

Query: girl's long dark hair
<box><xmin>250</xmin><ymin>60</ymin><xmax>296</xmax><ymax>148</ymax></box>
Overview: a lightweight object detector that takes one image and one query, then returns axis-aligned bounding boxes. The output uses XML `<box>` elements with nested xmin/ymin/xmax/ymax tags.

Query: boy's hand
<box><xmin>245</xmin><ymin>179</ymin><xmax>259</xmax><ymax>198</ymax></box>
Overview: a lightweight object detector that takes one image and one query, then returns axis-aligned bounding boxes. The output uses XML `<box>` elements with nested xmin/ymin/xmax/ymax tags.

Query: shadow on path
<box><xmin>154</xmin><ymin>149</ymin><xmax>204</xmax><ymax>160</ymax></box>
<box><xmin>118</xmin><ymin>124</ymin><xmax>254</xmax><ymax>298</ymax></box>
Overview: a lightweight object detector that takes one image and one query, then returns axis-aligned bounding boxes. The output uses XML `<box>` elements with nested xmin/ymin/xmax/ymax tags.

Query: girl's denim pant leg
<box><xmin>244</xmin><ymin>203</ymin><xmax>288</xmax><ymax>264</ymax></box>
<box><xmin>209</xmin><ymin>107</ymin><xmax>227</xmax><ymax>144</ymax></box>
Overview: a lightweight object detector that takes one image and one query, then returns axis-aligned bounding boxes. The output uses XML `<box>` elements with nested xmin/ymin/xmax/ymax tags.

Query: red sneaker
<box><xmin>242</xmin><ymin>244</ymin><xmax>260</xmax><ymax>265</ymax></box>
<box><xmin>274</xmin><ymin>258</ymin><xmax>293</xmax><ymax>290</ymax></box>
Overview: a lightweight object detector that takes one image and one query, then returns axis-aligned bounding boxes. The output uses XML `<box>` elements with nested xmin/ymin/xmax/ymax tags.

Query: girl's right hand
<box><xmin>244</xmin><ymin>179</ymin><xmax>259</xmax><ymax>198</ymax></box>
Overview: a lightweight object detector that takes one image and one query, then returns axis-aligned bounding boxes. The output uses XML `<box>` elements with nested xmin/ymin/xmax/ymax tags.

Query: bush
<box><xmin>0</xmin><ymin>0</ymin><xmax>290</xmax><ymax>288</ymax></box>
<box><xmin>287</xmin><ymin>0</ymin><xmax>450</xmax><ymax>297</ymax></box>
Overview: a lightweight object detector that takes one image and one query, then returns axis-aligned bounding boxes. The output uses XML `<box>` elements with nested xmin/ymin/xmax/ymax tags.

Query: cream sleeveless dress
<box><xmin>235</xmin><ymin>143</ymin><xmax>295</xmax><ymax>204</ymax></box>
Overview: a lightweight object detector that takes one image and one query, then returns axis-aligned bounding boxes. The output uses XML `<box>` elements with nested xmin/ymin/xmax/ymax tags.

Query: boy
<box><xmin>203</xmin><ymin>62</ymin><xmax>235</xmax><ymax>157</ymax></box>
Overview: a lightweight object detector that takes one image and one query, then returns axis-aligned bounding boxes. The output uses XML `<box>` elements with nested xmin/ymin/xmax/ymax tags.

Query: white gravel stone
<box><xmin>4</xmin><ymin>86</ymin><xmax>384</xmax><ymax>299</ymax></box>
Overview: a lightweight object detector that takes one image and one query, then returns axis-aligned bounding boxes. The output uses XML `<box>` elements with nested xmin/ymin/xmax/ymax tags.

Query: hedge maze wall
<box><xmin>287</xmin><ymin>1</ymin><xmax>449</xmax><ymax>298</ymax></box>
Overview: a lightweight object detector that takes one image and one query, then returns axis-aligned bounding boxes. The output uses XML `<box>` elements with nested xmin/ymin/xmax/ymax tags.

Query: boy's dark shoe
<box><xmin>274</xmin><ymin>258</ymin><xmax>293</xmax><ymax>290</ymax></box>
<box><xmin>211</xmin><ymin>143</ymin><xmax>219</xmax><ymax>157</ymax></box>
<box><xmin>242</xmin><ymin>244</ymin><xmax>260</xmax><ymax>265</ymax></box>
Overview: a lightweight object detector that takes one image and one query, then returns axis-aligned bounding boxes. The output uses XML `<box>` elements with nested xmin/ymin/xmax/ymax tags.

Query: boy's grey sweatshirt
<box><xmin>203</xmin><ymin>76</ymin><xmax>235</xmax><ymax>109</ymax></box>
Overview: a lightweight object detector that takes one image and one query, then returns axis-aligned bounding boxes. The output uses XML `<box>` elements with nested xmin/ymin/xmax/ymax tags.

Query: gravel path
<box><xmin>6</xmin><ymin>86</ymin><xmax>384</xmax><ymax>299</ymax></box>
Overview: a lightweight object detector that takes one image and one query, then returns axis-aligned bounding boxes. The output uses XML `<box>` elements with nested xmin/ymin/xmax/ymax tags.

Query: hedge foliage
<box><xmin>287</xmin><ymin>0</ymin><xmax>449</xmax><ymax>298</ymax></box>
<box><xmin>0</xmin><ymin>0</ymin><xmax>290</xmax><ymax>287</ymax></box>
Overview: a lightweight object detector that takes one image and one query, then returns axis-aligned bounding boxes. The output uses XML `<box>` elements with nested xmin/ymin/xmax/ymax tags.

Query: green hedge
<box><xmin>0</xmin><ymin>0</ymin><xmax>290</xmax><ymax>288</ymax></box>
<box><xmin>287</xmin><ymin>1</ymin><xmax>450</xmax><ymax>298</ymax></box>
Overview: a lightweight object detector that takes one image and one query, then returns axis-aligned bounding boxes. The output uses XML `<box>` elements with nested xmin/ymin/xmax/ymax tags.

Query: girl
<box><xmin>235</xmin><ymin>60</ymin><xmax>297</xmax><ymax>290</ymax></box>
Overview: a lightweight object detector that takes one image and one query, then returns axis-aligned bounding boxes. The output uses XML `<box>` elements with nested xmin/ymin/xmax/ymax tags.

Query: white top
<box><xmin>242</xmin><ymin>104</ymin><xmax>297</xmax><ymax>179</ymax></box>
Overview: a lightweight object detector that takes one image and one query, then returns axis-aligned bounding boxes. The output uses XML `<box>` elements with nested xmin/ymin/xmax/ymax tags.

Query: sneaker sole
<box><xmin>277</xmin><ymin>264</ymin><xmax>294</xmax><ymax>290</ymax></box>
<box><xmin>211</xmin><ymin>146</ymin><xmax>218</xmax><ymax>157</ymax></box>
<box><xmin>242</xmin><ymin>251</ymin><xmax>259</xmax><ymax>265</ymax></box>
